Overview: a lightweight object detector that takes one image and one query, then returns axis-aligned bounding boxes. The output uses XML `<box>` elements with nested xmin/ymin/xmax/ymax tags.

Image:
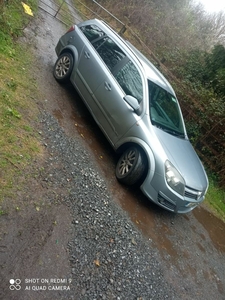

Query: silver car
<box><xmin>53</xmin><ymin>19</ymin><xmax>208</xmax><ymax>213</ymax></box>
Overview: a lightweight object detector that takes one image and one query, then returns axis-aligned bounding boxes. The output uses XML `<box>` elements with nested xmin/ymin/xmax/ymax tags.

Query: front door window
<box><xmin>115</xmin><ymin>60</ymin><xmax>143</xmax><ymax>102</ymax></box>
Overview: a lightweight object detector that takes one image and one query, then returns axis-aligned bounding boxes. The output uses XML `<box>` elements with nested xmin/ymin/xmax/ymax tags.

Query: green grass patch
<box><xmin>0</xmin><ymin>0</ymin><xmax>38</xmax><ymax>37</ymax></box>
<box><xmin>0</xmin><ymin>46</ymin><xmax>41</xmax><ymax>202</ymax></box>
<box><xmin>205</xmin><ymin>178</ymin><xmax>225</xmax><ymax>222</ymax></box>
<box><xmin>0</xmin><ymin>0</ymin><xmax>41</xmax><ymax>203</ymax></box>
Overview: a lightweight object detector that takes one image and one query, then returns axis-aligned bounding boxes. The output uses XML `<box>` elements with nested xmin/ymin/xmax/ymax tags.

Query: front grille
<box><xmin>158</xmin><ymin>194</ymin><xmax>176</xmax><ymax>211</ymax></box>
<box><xmin>184</xmin><ymin>186</ymin><xmax>202</xmax><ymax>200</ymax></box>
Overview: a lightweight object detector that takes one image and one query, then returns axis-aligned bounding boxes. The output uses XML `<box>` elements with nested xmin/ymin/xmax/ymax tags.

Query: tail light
<box><xmin>67</xmin><ymin>25</ymin><xmax>75</xmax><ymax>33</ymax></box>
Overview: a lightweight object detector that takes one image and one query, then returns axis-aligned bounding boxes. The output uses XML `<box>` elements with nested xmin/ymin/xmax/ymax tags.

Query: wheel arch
<box><xmin>59</xmin><ymin>45</ymin><xmax>79</xmax><ymax>69</ymax></box>
<box><xmin>115</xmin><ymin>138</ymin><xmax>156</xmax><ymax>182</ymax></box>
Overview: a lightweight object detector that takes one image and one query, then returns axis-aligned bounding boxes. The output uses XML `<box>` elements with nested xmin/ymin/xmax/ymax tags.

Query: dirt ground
<box><xmin>0</xmin><ymin>4</ymin><xmax>225</xmax><ymax>300</ymax></box>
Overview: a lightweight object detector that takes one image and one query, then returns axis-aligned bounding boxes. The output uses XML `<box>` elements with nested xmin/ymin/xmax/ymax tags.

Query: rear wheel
<box><xmin>53</xmin><ymin>52</ymin><xmax>73</xmax><ymax>83</ymax></box>
<box><xmin>116</xmin><ymin>146</ymin><xmax>146</xmax><ymax>185</ymax></box>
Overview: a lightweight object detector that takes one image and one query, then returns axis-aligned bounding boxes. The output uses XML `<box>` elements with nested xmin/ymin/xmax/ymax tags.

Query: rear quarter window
<box><xmin>80</xmin><ymin>24</ymin><xmax>105</xmax><ymax>42</ymax></box>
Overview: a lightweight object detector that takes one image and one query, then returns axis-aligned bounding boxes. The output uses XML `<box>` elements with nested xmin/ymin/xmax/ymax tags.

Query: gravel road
<box><xmin>0</xmin><ymin>3</ymin><xmax>224</xmax><ymax>300</ymax></box>
<box><xmin>39</xmin><ymin>111</ymin><xmax>176</xmax><ymax>299</ymax></box>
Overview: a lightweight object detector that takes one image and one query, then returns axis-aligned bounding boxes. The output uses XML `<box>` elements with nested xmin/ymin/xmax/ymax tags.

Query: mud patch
<box><xmin>0</xmin><ymin>202</ymin><xmax>72</xmax><ymax>300</ymax></box>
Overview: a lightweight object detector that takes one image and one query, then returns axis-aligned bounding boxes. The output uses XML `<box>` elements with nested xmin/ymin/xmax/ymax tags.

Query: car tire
<box><xmin>116</xmin><ymin>146</ymin><xmax>146</xmax><ymax>185</ymax></box>
<box><xmin>53</xmin><ymin>52</ymin><xmax>73</xmax><ymax>83</ymax></box>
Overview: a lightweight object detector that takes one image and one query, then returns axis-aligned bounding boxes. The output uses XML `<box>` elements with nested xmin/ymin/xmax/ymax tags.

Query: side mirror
<box><xmin>124</xmin><ymin>95</ymin><xmax>141</xmax><ymax>115</ymax></box>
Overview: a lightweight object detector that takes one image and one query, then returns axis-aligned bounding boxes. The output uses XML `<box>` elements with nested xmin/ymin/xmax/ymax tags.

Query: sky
<box><xmin>196</xmin><ymin>0</ymin><xmax>225</xmax><ymax>13</ymax></box>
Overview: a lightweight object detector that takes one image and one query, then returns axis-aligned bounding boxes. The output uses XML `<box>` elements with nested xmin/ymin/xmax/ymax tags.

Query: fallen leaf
<box><xmin>21</xmin><ymin>2</ymin><xmax>34</xmax><ymax>16</ymax></box>
<box><xmin>36</xmin><ymin>206</ymin><xmax>40</xmax><ymax>211</ymax></box>
<box><xmin>94</xmin><ymin>259</ymin><xmax>100</xmax><ymax>267</ymax></box>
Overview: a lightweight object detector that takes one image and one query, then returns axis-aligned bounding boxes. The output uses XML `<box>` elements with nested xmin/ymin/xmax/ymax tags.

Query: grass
<box><xmin>0</xmin><ymin>0</ymin><xmax>41</xmax><ymax>203</ymax></box>
<box><xmin>205</xmin><ymin>177</ymin><xmax>225</xmax><ymax>222</ymax></box>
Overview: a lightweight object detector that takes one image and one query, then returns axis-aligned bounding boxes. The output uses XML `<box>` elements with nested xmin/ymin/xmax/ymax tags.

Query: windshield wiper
<box><xmin>152</xmin><ymin>121</ymin><xmax>185</xmax><ymax>138</ymax></box>
<box><xmin>163</xmin><ymin>127</ymin><xmax>185</xmax><ymax>138</ymax></box>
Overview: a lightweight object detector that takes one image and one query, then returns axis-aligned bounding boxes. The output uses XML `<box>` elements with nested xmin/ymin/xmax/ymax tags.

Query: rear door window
<box><xmin>92</xmin><ymin>37</ymin><xmax>126</xmax><ymax>71</ymax></box>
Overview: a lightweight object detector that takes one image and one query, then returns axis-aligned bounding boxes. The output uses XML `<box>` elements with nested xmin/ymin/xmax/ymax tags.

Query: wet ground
<box><xmin>0</xmin><ymin>3</ymin><xmax>225</xmax><ymax>300</ymax></box>
<box><xmin>33</xmin><ymin>5</ymin><xmax>225</xmax><ymax>297</ymax></box>
<box><xmin>54</xmin><ymin>80</ymin><xmax>225</xmax><ymax>298</ymax></box>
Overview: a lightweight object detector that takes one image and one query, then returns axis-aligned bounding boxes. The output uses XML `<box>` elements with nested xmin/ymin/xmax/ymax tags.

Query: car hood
<box><xmin>154</xmin><ymin>127</ymin><xmax>208</xmax><ymax>191</ymax></box>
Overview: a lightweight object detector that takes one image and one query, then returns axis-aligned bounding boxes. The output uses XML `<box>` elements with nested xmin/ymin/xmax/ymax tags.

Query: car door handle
<box><xmin>104</xmin><ymin>81</ymin><xmax>111</xmax><ymax>91</ymax></box>
<box><xmin>84</xmin><ymin>51</ymin><xmax>90</xmax><ymax>59</ymax></box>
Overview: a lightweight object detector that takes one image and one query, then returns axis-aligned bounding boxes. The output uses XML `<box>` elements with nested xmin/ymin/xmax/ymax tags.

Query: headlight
<box><xmin>165</xmin><ymin>160</ymin><xmax>185</xmax><ymax>196</ymax></box>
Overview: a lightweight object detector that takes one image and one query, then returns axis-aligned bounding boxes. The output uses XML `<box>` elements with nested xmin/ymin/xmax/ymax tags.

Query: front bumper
<box><xmin>140</xmin><ymin>172</ymin><xmax>205</xmax><ymax>213</ymax></box>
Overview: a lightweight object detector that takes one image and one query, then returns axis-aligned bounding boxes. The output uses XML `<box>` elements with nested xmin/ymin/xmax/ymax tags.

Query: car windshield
<box><xmin>148</xmin><ymin>80</ymin><xmax>185</xmax><ymax>138</ymax></box>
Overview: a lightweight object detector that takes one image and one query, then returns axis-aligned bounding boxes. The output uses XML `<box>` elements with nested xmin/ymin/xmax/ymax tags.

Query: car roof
<box><xmin>79</xmin><ymin>19</ymin><xmax>176</xmax><ymax>96</ymax></box>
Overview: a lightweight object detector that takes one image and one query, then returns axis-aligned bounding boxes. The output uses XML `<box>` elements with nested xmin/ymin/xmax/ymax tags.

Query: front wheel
<box><xmin>53</xmin><ymin>52</ymin><xmax>73</xmax><ymax>83</ymax></box>
<box><xmin>116</xmin><ymin>146</ymin><xmax>146</xmax><ymax>185</ymax></box>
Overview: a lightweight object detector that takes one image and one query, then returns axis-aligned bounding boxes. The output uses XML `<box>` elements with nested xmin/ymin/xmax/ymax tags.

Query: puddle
<box><xmin>193</xmin><ymin>206</ymin><xmax>225</xmax><ymax>253</ymax></box>
<box><xmin>108</xmin><ymin>181</ymin><xmax>181</xmax><ymax>259</ymax></box>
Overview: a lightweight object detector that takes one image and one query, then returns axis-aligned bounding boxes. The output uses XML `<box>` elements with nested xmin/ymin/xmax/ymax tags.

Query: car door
<box><xmin>73</xmin><ymin>24</ymin><xmax>107</xmax><ymax>114</ymax></box>
<box><xmin>93</xmin><ymin>44</ymin><xmax>144</xmax><ymax>144</ymax></box>
<box><xmin>74</xmin><ymin>24</ymin><xmax>144</xmax><ymax>144</ymax></box>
